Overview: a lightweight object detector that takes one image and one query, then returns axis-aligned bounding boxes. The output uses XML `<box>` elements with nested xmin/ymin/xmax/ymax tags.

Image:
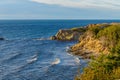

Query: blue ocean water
<box><xmin>0</xmin><ymin>20</ymin><xmax>120</xmax><ymax>80</ymax></box>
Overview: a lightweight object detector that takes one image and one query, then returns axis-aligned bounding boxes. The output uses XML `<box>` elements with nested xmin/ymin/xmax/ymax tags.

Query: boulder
<box><xmin>50</xmin><ymin>36</ymin><xmax>57</xmax><ymax>40</ymax></box>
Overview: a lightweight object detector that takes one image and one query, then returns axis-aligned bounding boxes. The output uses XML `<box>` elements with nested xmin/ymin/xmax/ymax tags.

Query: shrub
<box><xmin>71</xmin><ymin>27</ymin><xmax>86</xmax><ymax>32</ymax></box>
<box><xmin>75</xmin><ymin>67</ymin><xmax>120</xmax><ymax>80</ymax></box>
<box><xmin>75</xmin><ymin>23</ymin><xmax>120</xmax><ymax>80</ymax></box>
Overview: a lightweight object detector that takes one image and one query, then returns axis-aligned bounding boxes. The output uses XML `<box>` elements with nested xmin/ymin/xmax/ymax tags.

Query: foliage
<box><xmin>97</xmin><ymin>25</ymin><xmax>120</xmax><ymax>49</ymax></box>
<box><xmin>75</xmin><ymin>67</ymin><xmax>120</xmax><ymax>80</ymax></box>
<box><xmin>75</xmin><ymin>54</ymin><xmax>120</xmax><ymax>80</ymax></box>
<box><xmin>75</xmin><ymin>23</ymin><xmax>120</xmax><ymax>80</ymax></box>
<box><xmin>71</xmin><ymin>27</ymin><xmax>86</xmax><ymax>32</ymax></box>
<box><xmin>87</xmin><ymin>24</ymin><xmax>109</xmax><ymax>36</ymax></box>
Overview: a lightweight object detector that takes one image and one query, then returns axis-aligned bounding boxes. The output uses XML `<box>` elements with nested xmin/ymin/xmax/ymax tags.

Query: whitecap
<box><xmin>51</xmin><ymin>58</ymin><xmax>60</xmax><ymax>65</ymax></box>
<box><xmin>66</xmin><ymin>46</ymin><xmax>71</xmax><ymax>52</ymax></box>
<box><xmin>74</xmin><ymin>57</ymin><xmax>81</xmax><ymax>65</ymax></box>
<box><xmin>35</xmin><ymin>38</ymin><xmax>50</xmax><ymax>41</ymax></box>
<box><xmin>27</xmin><ymin>57</ymin><xmax>37</xmax><ymax>64</ymax></box>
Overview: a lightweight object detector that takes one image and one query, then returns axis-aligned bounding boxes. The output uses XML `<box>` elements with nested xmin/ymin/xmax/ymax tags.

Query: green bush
<box><xmin>71</xmin><ymin>27</ymin><xmax>86</xmax><ymax>32</ymax></box>
<box><xmin>97</xmin><ymin>25</ymin><xmax>120</xmax><ymax>49</ymax></box>
<box><xmin>75</xmin><ymin>67</ymin><xmax>120</xmax><ymax>80</ymax></box>
<box><xmin>75</xmin><ymin>54</ymin><xmax>120</xmax><ymax>80</ymax></box>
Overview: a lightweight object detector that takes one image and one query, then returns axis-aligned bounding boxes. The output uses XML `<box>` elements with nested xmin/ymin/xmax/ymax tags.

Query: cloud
<box><xmin>30</xmin><ymin>0</ymin><xmax>120</xmax><ymax>9</ymax></box>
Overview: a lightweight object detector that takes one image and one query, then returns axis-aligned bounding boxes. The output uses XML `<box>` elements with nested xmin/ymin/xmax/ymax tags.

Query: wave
<box><xmin>66</xmin><ymin>46</ymin><xmax>70</xmax><ymax>51</ymax></box>
<box><xmin>66</xmin><ymin>45</ymin><xmax>72</xmax><ymax>52</ymax></box>
<box><xmin>51</xmin><ymin>58</ymin><xmax>61</xmax><ymax>65</ymax></box>
<box><xmin>74</xmin><ymin>57</ymin><xmax>81</xmax><ymax>65</ymax></box>
<box><xmin>27</xmin><ymin>54</ymin><xmax>38</xmax><ymax>64</ymax></box>
<box><xmin>35</xmin><ymin>38</ymin><xmax>50</xmax><ymax>41</ymax></box>
<box><xmin>1</xmin><ymin>52</ymin><xmax>22</xmax><ymax>63</ymax></box>
<box><xmin>27</xmin><ymin>57</ymin><xmax>37</xmax><ymax>64</ymax></box>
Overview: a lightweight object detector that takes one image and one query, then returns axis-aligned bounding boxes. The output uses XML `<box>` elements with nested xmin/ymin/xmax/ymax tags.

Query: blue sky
<box><xmin>0</xmin><ymin>0</ymin><xmax>120</xmax><ymax>19</ymax></box>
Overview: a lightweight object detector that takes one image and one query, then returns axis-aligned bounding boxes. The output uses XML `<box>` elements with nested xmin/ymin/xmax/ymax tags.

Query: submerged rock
<box><xmin>50</xmin><ymin>36</ymin><xmax>57</xmax><ymax>40</ymax></box>
<box><xmin>0</xmin><ymin>37</ymin><xmax>4</xmax><ymax>40</ymax></box>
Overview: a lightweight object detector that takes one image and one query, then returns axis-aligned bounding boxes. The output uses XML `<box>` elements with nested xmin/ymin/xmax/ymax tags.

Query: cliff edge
<box><xmin>70</xmin><ymin>23</ymin><xmax>120</xmax><ymax>58</ymax></box>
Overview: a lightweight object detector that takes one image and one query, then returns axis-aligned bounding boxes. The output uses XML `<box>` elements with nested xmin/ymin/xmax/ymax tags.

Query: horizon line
<box><xmin>0</xmin><ymin>19</ymin><xmax>120</xmax><ymax>20</ymax></box>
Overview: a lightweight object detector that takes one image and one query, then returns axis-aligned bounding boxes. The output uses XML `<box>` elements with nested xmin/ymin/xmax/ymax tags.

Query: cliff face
<box><xmin>70</xmin><ymin>31</ymin><xmax>109</xmax><ymax>58</ymax></box>
<box><xmin>50</xmin><ymin>27</ymin><xmax>86</xmax><ymax>41</ymax></box>
<box><xmin>70</xmin><ymin>23</ymin><xmax>120</xmax><ymax>58</ymax></box>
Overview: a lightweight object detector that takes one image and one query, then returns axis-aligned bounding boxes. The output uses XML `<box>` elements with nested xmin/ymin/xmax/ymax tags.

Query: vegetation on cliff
<box><xmin>71</xmin><ymin>23</ymin><xmax>120</xmax><ymax>58</ymax></box>
<box><xmin>74</xmin><ymin>23</ymin><xmax>120</xmax><ymax>80</ymax></box>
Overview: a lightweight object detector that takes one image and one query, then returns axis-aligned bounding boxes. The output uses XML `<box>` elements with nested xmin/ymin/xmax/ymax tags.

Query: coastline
<box><xmin>50</xmin><ymin>23</ymin><xmax>120</xmax><ymax>59</ymax></box>
<box><xmin>50</xmin><ymin>22</ymin><xmax>120</xmax><ymax>80</ymax></box>
<box><xmin>1</xmin><ymin>20</ymin><xmax>120</xmax><ymax>80</ymax></box>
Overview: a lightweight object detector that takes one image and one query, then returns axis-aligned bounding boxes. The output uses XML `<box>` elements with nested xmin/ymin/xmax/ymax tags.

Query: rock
<box><xmin>50</xmin><ymin>27</ymin><xmax>86</xmax><ymax>41</ymax></box>
<box><xmin>0</xmin><ymin>37</ymin><xmax>4</xmax><ymax>40</ymax></box>
<box><xmin>50</xmin><ymin>36</ymin><xmax>57</xmax><ymax>40</ymax></box>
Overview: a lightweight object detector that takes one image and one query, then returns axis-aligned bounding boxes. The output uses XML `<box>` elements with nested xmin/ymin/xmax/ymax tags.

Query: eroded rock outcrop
<box><xmin>50</xmin><ymin>27</ymin><xmax>86</xmax><ymax>41</ymax></box>
<box><xmin>70</xmin><ymin>31</ymin><xmax>109</xmax><ymax>58</ymax></box>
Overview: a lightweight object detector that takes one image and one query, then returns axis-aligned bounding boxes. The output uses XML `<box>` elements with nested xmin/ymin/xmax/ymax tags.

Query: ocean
<box><xmin>0</xmin><ymin>20</ymin><xmax>120</xmax><ymax>80</ymax></box>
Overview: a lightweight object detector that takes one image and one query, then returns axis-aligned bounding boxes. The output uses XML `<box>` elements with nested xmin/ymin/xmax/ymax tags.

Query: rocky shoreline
<box><xmin>50</xmin><ymin>23</ymin><xmax>120</xmax><ymax>59</ymax></box>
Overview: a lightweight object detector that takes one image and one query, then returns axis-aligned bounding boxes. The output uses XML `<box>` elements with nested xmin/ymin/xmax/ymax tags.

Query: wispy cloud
<box><xmin>30</xmin><ymin>0</ymin><xmax>120</xmax><ymax>9</ymax></box>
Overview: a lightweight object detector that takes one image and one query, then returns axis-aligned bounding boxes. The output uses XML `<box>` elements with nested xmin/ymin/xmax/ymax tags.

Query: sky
<box><xmin>0</xmin><ymin>0</ymin><xmax>120</xmax><ymax>19</ymax></box>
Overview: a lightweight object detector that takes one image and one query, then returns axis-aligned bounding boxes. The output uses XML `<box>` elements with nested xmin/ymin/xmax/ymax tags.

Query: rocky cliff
<box><xmin>70</xmin><ymin>23</ymin><xmax>120</xmax><ymax>58</ymax></box>
<box><xmin>50</xmin><ymin>27</ymin><xmax>86</xmax><ymax>41</ymax></box>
